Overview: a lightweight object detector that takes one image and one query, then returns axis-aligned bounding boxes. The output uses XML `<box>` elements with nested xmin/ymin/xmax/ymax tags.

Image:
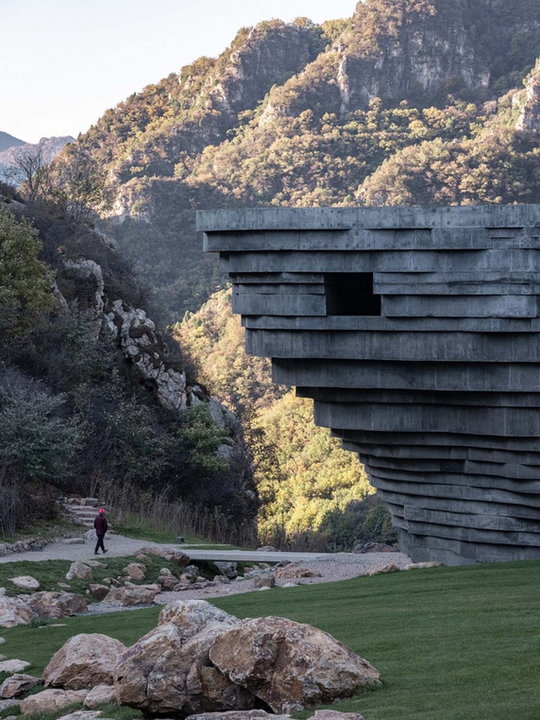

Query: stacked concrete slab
<box><xmin>197</xmin><ymin>206</ymin><xmax>540</xmax><ymax>565</ymax></box>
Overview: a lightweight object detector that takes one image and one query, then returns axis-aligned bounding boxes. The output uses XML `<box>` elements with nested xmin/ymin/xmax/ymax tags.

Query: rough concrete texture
<box><xmin>198</xmin><ymin>205</ymin><xmax>540</xmax><ymax>565</ymax></box>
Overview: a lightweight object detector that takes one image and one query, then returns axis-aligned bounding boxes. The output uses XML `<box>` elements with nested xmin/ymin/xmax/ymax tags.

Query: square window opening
<box><xmin>324</xmin><ymin>272</ymin><xmax>381</xmax><ymax>316</ymax></box>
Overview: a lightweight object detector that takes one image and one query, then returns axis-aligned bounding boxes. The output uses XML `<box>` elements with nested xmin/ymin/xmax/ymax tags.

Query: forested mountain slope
<box><xmin>62</xmin><ymin>0</ymin><xmax>540</xmax><ymax>319</ymax></box>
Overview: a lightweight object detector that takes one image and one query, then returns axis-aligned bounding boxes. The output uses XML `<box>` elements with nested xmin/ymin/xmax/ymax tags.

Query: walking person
<box><xmin>94</xmin><ymin>507</ymin><xmax>109</xmax><ymax>555</ymax></box>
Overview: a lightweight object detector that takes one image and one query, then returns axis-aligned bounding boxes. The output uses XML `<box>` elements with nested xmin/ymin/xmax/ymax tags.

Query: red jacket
<box><xmin>94</xmin><ymin>515</ymin><xmax>108</xmax><ymax>534</ymax></box>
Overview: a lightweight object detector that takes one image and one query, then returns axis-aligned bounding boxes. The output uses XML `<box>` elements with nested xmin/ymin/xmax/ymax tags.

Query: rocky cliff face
<box><xmin>60</xmin><ymin>254</ymin><xmax>253</xmax><ymax>491</ymax></box>
<box><xmin>261</xmin><ymin>0</ymin><xmax>539</xmax><ymax>121</ymax></box>
<box><xmin>516</xmin><ymin>58</ymin><xmax>540</xmax><ymax>134</ymax></box>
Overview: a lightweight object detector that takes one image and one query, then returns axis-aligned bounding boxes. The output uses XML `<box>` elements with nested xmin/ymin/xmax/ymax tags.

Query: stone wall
<box><xmin>198</xmin><ymin>205</ymin><xmax>540</xmax><ymax>565</ymax></box>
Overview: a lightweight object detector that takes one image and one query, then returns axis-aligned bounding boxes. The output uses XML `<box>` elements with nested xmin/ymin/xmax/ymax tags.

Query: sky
<box><xmin>1</xmin><ymin>0</ymin><xmax>358</xmax><ymax>143</ymax></box>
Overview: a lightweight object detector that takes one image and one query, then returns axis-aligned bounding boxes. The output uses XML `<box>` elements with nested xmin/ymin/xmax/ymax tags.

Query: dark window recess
<box><xmin>324</xmin><ymin>273</ymin><xmax>381</xmax><ymax>316</ymax></box>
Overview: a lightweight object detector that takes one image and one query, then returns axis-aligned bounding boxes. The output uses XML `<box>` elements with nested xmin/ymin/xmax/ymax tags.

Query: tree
<box><xmin>0</xmin><ymin>367</ymin><xmax>82</xmax><ymax>534</ymax></box>
<box><xmin>7</xmin><ymin>145</ymin><xmax>55</xmax><ymax>203</ymax></box>
<box><xmin>0</xmin><ymin>207</ymin><xmax>54</xmax><ymax>335</ymax></box>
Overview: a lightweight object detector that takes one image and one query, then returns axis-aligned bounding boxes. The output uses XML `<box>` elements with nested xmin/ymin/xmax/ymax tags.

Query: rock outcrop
<box><xmin>517</xmin><ymin>58</ymin><xmax>540</xmax><ymax>135</ymax></box>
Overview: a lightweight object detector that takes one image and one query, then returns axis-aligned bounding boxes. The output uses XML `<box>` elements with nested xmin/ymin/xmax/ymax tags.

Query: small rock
<box><xmin>310</xmin><ymin>712</ymin><xmax>365</xmax><ymax>720</ymax></box>
<box><xmin>136</xmin><ymin>553</ymin><xmax>149</xmax><ymax>561</ymax></box>
<box><xmin>0</xmin><ymin>660</ymin><xmax>31</xmax><ymax>674</ymax></box>
<box><xmin>253</xmin><ymin>574</ymin><xmax>275</xmax><ymax>589</ymax></box>
<box><xmin>85</xmin><ymin>560</ymin><xmax>107</xmax><ymax>568</ymax></box>
<box><xmin>354</xmin><ymin>542</ymin><xmax>397</xmax><ymax>554</ymax></box>
<box><xmin>9</xmin><ymin>576</ymin><xmax>40</xmax><ymax>590</ymax></box>
<box><xmin>0</xmin><ymin>591</ymin><xmax>36</xmax><ymax>628</ymax></box>
<box><xmin>26</xmin><ymin>591</ymin><xmax>89</xmax><ymax>618</ymax></box>
<box><xmin>157</xmin><ymin>575</ymin><xmax>181</xmax><ymax>591</ymax></box>
<box><xmin>367</xmin><ymin>564</ymin><xmax>400</xmax><ymax>576</ymax></box>
<box><xmin>104</xmin><ymin>584</ymin><xmax>159</xmax><ymax>606</ymax></box>
<box><xmin>0</xmin><ymin>673</ymin><xmax>41</xmax><ymax>698</ymax></box>
<box><xmin>160</xmin><ymin>568</ymin><xmax>172</xmax><ymax>576</ymax></box>
<box><xmin>66</xmin><ymin>562</ymin><xmax>93</xmax><ymax>581</ymax></box>
<box><xmin>404</xmin><ymin>562</ymin><xmax>445</xmax><ymax>570</ymax></box>
<box><xmin>123</xmin><ymin>563</ymin><xmax>146</xmax><ymax>581</ymax></box>
<box><xmin>57</xmin><ymin>582</ymin><xmax>71</xmax><ymax>589</ymax></box>
<box><xmin>56</xmin><ymin>711</ymin><xmax>103</xmax><ymax>720</ymax></box>
<box><xmin>185</xmin><ymin>712</ymin><xmax>291</xmax><ymax>720</ymax></box>
<box><xmin>275</xmin><ymin>565</ymin><xmax>321</xmax><ymax>579</ymax></box>
<box><xmin>0</xmin><ymin>699</ymin><xmax>20</xmax><ymax>713</ymax></box>
<box><xmin>20</xmin><ymin>689</ymin><xmax>88</xmax><ymax>715</ymax></box>
<box><xmin>89</xmin><ymin>584</ymin><xmax>110</xmax><ymax>601</ymax></box>
<box><xmin>214</xmin><ymin>561</ymin><xmax>238</xmax><ymax>579</ymax></box>
<box><xmin>213</xmin><ymin>575</ymin><xmax>231</xmax><ymax>585</ymax></box>
<box><xmin>83</xmin><ymin>683</ymin><xmax>116</xmax><ymax>708</ymax></box>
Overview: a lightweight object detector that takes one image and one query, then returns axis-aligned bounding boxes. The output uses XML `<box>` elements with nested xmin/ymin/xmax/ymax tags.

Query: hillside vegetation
<box><xmin>0</xmin><ymin>188</ymin><xmax>256</xmax><ymax>539</ymax></box>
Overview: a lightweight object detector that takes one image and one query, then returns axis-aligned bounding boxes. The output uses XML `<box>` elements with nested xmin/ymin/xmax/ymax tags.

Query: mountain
<box><xmin>0</xmin><ymin>135</ymin><xmax>75</xmax><ymax>182</ymax></box>
<box><xmin>0</xmin><ymin>131</ymin><xmax>26</xmax><ymax>153</ymax></box>
<box><xmin>57</xmin><ymin>0</ymin><xmax>539</xmax><ymax>321</ymax></box>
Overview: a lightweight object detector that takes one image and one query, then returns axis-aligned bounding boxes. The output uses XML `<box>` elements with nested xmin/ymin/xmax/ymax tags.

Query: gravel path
<box><xmin>153</xmin><ymin>551</ymin><xmax>413</xmax><ymax>605</ymax></box>
<box><xmin>0</xmin><ymin>533</ymin><xmax>412</xmax><ymax>611</ymax></box>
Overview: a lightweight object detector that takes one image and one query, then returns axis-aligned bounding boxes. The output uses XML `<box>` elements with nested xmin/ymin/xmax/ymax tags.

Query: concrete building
<box><xmin>198</xmin><ymin>206</ymin><xmax>540</xmax><ymax>565</ymax></box>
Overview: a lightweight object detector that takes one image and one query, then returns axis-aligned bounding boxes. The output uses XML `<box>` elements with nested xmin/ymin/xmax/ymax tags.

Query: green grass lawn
<box><xmin>2</xmin><ymin>560</ymin><xmax>539</xmax><ymax>720</ymax></box>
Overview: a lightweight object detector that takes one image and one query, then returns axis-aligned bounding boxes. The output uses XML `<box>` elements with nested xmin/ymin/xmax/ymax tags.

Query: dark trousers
<box><xmin>94</xmin><ymin>533</ymin><xmax>106</xmax><ymax>553</ymax></box>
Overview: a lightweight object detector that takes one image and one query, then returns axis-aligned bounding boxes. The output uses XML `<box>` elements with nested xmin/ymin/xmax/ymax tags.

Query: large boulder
<box><xmin>26</xmin><ymin>591</ymin><xmax>89</xmax><ymax>618</ymax></box>
<box><xmin>209</xmin><ymin>617</ymin><xmax>381</xmax><ymax>712</ymax></box>
<box><xmin>0</xmin><ymin>673</ymin><xmax>41</xmax><ymax>698</ymax></box>
<box><xmin>66</xmin><ymin>562</ymin><xmax>93</xmax><ymax>581</ymax></box>
<box><xmin>114</xmin><ymin>621</ymin><xmax>256</xmax><ymax>716</ymax></box>
<box><xmin>20</xmin><ymin>688</ymin><xmax>88</xmax><ymax>715</ymax></box>
<box><xmin>43</xmin><ymin>633</ymin><xmax>127</xmax><ymax>690</ymax></box>
<box><xmin>158</xmin><ymin>600</ymin><xmax>238</xmax><ymax>641</ymax></box>
<box><xmin>0</xmin><ymin>589</ymin><xmax>36</xmax><ymax>627</ymax></box>
<box><xmin>104</xmin><ymin>584</ymin><xmax>159</xmax><ymax>606</ymax></box>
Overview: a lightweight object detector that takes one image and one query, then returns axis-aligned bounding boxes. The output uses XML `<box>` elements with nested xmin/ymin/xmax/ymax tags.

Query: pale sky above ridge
<box><xmin>1</xmin><ymin>0</ymin><xmax>358</xmax><ymax>143</ymax></box>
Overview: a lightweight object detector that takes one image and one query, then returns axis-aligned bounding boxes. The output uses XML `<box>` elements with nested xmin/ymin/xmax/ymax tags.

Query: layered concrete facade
<box><xmin>197</xmin><ymin>206</ymin><xmax>540</xmax><ymax>565</ymax></box>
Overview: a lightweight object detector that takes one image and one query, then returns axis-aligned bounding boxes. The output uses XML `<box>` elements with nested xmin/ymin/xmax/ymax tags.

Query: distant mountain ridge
<box><xmin>0</xmin><ymin>135</ymin><xmax>74</xmax><ymax>175</ymax></box>
<box><xmin>59</xmin><ymin>0</ymin><xmax>540</xmax><ymax>319</ymax></box>
<box><xmin>0</xmin><ymin>131</ymin><xmax>26</xmax><ymax>153</ymax></box>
